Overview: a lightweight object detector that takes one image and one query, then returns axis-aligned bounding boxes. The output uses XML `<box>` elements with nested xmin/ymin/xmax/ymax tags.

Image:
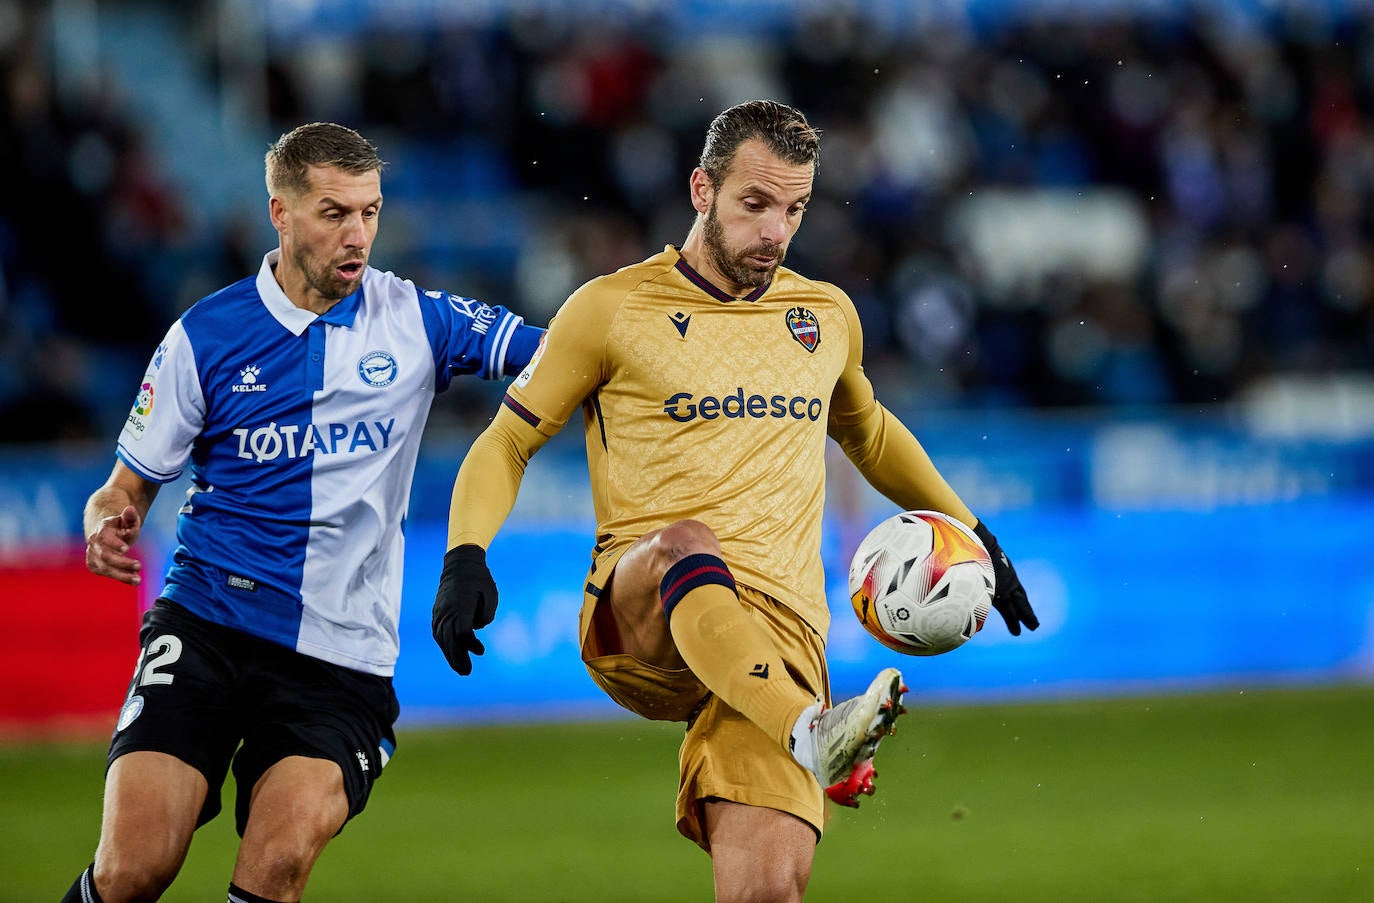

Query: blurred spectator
<box><xmin>0</xmin><ymin>336</ymin><xmax>98</xmax><ymax>443</ymax></box>
<box><xmin>4</xmin><ymin>2</ymin><xmax>1374</xmax><ymax>441</ymax></box>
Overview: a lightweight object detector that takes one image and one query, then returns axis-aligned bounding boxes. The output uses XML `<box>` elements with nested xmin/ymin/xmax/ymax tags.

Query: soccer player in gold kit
<box><xmin>432</xmin><ymin>100</ymin><xmax>1038</xmax><ymax>901</ymax></box>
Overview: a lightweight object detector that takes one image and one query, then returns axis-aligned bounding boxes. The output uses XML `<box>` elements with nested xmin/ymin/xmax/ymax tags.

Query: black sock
<box><xmin>60</xmin><ymin>864</ymin><xmax>104</xmax><ymax>903</ymax></box>
<box><xmin>228</xmin><ymin>883</ymin><xmax>294</xmax><ymax>903</ymax></box>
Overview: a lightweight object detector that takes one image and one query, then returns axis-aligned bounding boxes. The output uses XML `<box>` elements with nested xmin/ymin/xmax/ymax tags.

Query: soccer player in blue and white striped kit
<box><xmin>66</xmin><ymin>122</ymin><xmax>543</xmax><ymax>903</ymax></box>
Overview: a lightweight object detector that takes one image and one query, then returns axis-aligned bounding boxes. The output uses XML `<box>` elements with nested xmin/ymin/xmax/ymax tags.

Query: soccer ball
<box><xmin>848</xmin><ymin>510</ymin><xmax>995</xmax><ymax>656</ymax></box>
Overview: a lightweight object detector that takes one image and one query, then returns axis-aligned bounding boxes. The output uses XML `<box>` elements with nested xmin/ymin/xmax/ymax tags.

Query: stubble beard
<box><xmin>703</xmin><ymin>202</ymin><xmax>785</xmax><ymax>291</ymax></box>
<box><xmin>296</xmin><ymin>248</ymin><xmax>363</xmax><ymax>302</ymax></box>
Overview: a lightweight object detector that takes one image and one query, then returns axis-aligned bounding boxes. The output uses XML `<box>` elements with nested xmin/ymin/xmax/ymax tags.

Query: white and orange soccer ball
<box><xmin>848</xmin><ymin>510</ymin><xmax>995</xmax><ymax>656</ymax></box>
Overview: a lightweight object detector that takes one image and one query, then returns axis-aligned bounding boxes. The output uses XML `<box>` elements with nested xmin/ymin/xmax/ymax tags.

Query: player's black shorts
<box><xmin>108</xmin><ymin>599</ymin><xmax>400</xmax><ymax>837</ymax></box>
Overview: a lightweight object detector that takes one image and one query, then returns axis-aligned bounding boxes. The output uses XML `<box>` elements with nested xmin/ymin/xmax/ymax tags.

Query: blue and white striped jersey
<box><xmin>116</xmin><ymin>250</ymin><xmax>541</xmax><ymax>676</ymax></box>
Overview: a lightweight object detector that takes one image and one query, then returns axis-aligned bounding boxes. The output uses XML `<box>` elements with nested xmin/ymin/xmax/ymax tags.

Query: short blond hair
<box><xmin>265</xmin><ymin>122</ymin><xmax>384</xmax><ymax>198</ymax></box>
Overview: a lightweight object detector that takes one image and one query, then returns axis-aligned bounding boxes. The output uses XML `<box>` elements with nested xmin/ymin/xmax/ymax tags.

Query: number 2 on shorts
<box><xmin>132</xmin><ymin>634</ymin><xmax>183</xmax><ymax>688</ymax></box>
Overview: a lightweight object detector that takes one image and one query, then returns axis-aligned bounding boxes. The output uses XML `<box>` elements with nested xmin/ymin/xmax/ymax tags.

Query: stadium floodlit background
<box><xmin>3</xmin><ymin>0</ymin><xmax>1372</xmax><ymax>724</ymax></box>
<box><xmin>2</xmin><ymin>0</ymin><xmax>1374</xmax><ymax>899</ymax></box>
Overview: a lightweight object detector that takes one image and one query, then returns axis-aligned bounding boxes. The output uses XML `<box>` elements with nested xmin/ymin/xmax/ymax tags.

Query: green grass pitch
<box><xmin>3</xmin><ymin>683</ymin><xmax>1371</xmax><ymax>902</ymax></box>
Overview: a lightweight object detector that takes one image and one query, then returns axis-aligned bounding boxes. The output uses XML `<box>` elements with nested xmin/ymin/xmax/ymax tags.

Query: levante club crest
<box><xmin>786</xmin><ymin>306</ymin><xmax>820</xmax><ymax>353</ymax></box>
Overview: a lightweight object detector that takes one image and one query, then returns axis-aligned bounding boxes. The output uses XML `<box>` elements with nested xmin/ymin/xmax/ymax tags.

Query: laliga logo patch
<box><xmin>126</xmin><ymin>381</ymin><xmax>155</xmax><ymax>439</ymax></box>
<box><xmin>358</xmin><ymin>350</ymin><xmax>398</xmax><ymax>387</ymax></box>
<box><xmin>134</xmin><ymin>382</ymin><xmax>155</xmax><ymax>416</ymax></box>
<box><xmin>786</xmin><ymin>306</ymin><xmax>820</xmax><ymax>353</ymax></box>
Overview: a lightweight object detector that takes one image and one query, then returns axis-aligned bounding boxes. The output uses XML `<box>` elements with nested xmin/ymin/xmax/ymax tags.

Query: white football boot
<box><xmin>795</xmin><ymin>667</ymin><xmax>908</xmax><ymax>807</ymax></box>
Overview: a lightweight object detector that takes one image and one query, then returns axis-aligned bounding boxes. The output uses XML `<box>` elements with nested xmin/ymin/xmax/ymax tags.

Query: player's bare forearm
<box><xmin>84</xmin><ymin>461</ymin><xmax>160</xmax><ymax>586</ymax></box>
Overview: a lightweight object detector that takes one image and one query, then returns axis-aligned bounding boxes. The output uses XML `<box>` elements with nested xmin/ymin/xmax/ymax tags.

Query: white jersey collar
<box><xmin>256</xmin><ymin>249</ymin><xmax>328</xmax><ymax>336</ymax></box>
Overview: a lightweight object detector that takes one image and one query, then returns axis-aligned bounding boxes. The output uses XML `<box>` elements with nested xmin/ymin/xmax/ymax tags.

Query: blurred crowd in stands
<box><xmin>3</xmin><ymin>1</ymin><xmax>1373</xmax><ymax>442</ymax></box>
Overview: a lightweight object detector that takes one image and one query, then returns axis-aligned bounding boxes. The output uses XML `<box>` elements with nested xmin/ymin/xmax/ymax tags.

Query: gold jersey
<box><xmin>506</xmin><ymin>247</ymin><xmax>871</xmax><ymax>634</ymax></box>
<box><xmin>453</xmin><ymin>246</ymin><xmax>975</xmax><ymax>637</ymax></box>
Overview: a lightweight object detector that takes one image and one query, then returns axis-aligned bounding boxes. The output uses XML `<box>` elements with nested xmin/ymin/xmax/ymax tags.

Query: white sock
<box><xmin>788</xmin><ymin>701</ymin><xmax>824</xmax><ymax>775</ymax></box>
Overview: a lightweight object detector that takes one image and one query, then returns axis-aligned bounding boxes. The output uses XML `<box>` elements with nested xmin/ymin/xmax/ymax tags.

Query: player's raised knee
<box><xmin>650</xmin><ymin>519</ymin><xmax>723</xmax><ymax>566</ymax></box>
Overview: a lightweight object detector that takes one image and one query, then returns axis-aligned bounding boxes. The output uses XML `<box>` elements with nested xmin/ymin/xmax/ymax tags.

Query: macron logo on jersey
<box><xmin>232</xmin><ymin>418</ymin><xmax>396</xmax><ymax>463</ymax></box>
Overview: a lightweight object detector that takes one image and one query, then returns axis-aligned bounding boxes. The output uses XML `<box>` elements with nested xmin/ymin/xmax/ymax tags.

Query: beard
<box><xmin>702</xmin><ymin>202</ymin><xmax>785</xmax><ymax>290</ymax></box>
<box><xmin>293</xmin><ymin>248</ymin><xmax>365</xmax><ymax>301</ymax></box>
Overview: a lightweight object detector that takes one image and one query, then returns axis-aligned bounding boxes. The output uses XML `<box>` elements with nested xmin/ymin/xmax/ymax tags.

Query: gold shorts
<box><xmin>580</xmin><ymin>546</ymin><xmax>832</xmax><ymax>850</ymax></box>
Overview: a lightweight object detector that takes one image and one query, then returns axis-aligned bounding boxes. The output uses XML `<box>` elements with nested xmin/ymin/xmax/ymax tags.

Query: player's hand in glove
<box><xmin>432</xmin><ymin>544</ymin><xmax>499</xmax><ymax>675</ymax></box>
<box><xmin>973</xmin><ymin>521</ymin><xmax>1039</xmax><ymax>636</ymax></box>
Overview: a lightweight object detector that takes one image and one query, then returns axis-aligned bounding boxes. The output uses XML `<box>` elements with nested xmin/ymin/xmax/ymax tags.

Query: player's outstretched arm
<box><xmin>829</xmin><ymin>400</ymin><xmax>975</xmax><ymax>522</ymax></box>
<box><xmin>827</xmin><ymin>287</ymin><xmax>1037</xmax><ymax>636</ymax></box>
<box><xmin>83</xmin><ymin>461</ymin><xmax>161</xmax><ymax>586</ymax></box>
<box><xmin>432</xmin><ymin>403</ymin><xmax>549</xmax><ymax>675</ymax></box>
<box><xmin>972</xmin><ymin>520</ymin><xmax>1038</xmax><ymax>636</ymax></box>
<box><xmin>830</xmin><ymin>404</ymin><xmax>1038</xmax><ymax>635</ymax></box>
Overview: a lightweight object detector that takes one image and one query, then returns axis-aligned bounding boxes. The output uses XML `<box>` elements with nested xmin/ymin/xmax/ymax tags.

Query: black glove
<box><xmin>973</xmin><ymin>521</ymin><xmax>1039</xmax><ymax>636</ymax></box>
<box><xmin>432</xmin><ymin>544</ymin><xmax>499</xmax><ymax>675</ymax></box>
